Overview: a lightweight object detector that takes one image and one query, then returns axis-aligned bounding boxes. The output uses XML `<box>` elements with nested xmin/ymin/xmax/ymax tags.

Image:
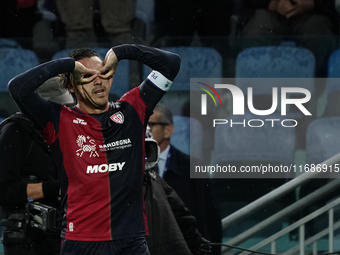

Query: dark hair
<box><xmin>59</xmin><ymin>48</ymin><xmax>102</xmax><ymax>103</ymax></box>
<box><xmin>154</xmin><ymin>103</ymin><xmax>173</xmax><ymax>125</ymax></box>
<box><xmin>68</xmin><ymin>48</ymin><xmax>101</xmax><ymax>61</ymax></box>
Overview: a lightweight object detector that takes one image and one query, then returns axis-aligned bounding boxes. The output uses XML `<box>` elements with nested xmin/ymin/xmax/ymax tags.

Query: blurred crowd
<box><xmin>0</xmin><ymin>0</ymin><xmax>338</xmax><ymax>74</ymax></box>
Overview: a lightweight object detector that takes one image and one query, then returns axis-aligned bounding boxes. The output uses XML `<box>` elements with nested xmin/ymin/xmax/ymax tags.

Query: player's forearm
<box><xmin>8</xmin><ymin>58</ymin><xmax>75</xmax><ymax>104</ymax></box>
<box><xmin>112</xmin><ymin>44</ymin><xmax>181</xmax><ymax>81</ymax></box>
<box><xmin>8</xmin><ymin>58</ymin><xmax>75</xmax><ymax>129</ymax></box>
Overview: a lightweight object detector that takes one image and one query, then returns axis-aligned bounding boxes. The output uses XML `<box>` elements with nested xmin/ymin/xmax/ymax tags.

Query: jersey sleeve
<box><xmin>8</xmin><ymin>58</ymin><xmax>75</xmax><ymax>130</ymax></box>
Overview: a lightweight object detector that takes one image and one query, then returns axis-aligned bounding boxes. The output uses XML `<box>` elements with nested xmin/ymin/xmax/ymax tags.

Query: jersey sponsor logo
<box><xmin>110</xmin><ymin>111</ymin><xmax>124</xmax><ymax>124</ymax></box>
<box><xmin>73</xmin><ymin>118</ymin><xmax>87</xmax><ymax>125</ymax></box>
<box><xmin>76</xmin><ymin>135</ymin><xmax>99</xmax><ymax>157</ymax></box>
<box><xmin>99</xmin><ymin>138</ymin><xmax>132</xmax><ymax>151</ymax></box>
<box><xmin>86</xmin><ymin>162</ymin><xmax>126</xmax><ymax>174</ymax></box>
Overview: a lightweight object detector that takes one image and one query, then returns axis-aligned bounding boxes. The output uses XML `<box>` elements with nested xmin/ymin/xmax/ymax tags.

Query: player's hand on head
<box><xmin>73</xmin><ymin>61</ymin><xmax>99</xmax><ymax>84</ymax></box>
<box><xmin>98</xmin><ymin>48</ymin><xmax>118</xmax><ymax>79</ymax></box>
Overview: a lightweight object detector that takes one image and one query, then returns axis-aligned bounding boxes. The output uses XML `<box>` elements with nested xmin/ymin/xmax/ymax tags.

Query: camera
<box><xmin>145</xmin><ymin>138</ymin><xmax>158</xmax><ymax>162</ymax></box>
<box><xmin>25</xmin><ymin>202</ymin><xmax>58</xmax><ymax>231</ymax></box>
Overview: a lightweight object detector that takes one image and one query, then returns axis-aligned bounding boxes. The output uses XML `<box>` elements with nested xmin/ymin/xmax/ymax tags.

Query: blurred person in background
<box><xmin>0</xmin><ymin>77</ymin><xmax>74</xmax><ymax>255</ymax></box>
<box><xmin>0</xmin><ymin>0</ymin><xmax>39</xmax><ymax>48</ymax></box>
<box><xmin>144</xmin><ymin>126</ymin><xmax>211</xmax><ymax>255</ymax></box>
<box><xmin>241</xmin><ymin>0</ymin><xmax>339</xmax><ymax>77</ymax></box>
<box><xmin>55</xmin><ymin>0</ymin><xmax>138</xmax><ymax>48</ymax></box>
<box><xmin>149</xmin><ymin>103</ymin><xmax>222</xmax><ymax>255</ymax></box>
<box><xmin>153</xmin><ymin>0</ymin><xmax>233</xmax><ymax>48</ymax></box>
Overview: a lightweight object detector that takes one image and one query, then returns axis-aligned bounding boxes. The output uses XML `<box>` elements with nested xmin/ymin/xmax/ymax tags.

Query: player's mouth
<box><xmin>94</xmin><ymin>89</ymin><xmax>105</xmax><ymax>96</ymax></box>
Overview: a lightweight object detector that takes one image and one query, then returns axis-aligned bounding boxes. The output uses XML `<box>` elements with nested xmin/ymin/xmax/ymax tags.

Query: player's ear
<box><xmin>164</xmin><ymin>124</ymin><xmax>174</xmax><ymax>139</ymax></box>
<box><xmin>65</xmin><ymin>75</ymin><xmax>76</xmax><ymax>93</ymax></box>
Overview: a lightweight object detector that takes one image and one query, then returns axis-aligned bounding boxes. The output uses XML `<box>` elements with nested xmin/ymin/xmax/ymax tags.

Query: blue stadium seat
<box><xmin>0</xmin><ymin>48</ymin><xmax>39</xmax><ymax>118</ymax></box>
<box><xmin>234</xmin><ymin>45</ymin><xmax>316</xmax><ymax>141</ymax></box>
<box><xmin>236</xmin><ymin>45</ymin><xmax>315</xmax><ymax>79</ymax></box>
<box><xmin>52</xmin><ymin>47</ymin><xmax>130</xmax><ymax>98</ymax></box>
<box><xmin>171</xmin><ymin>115</ymin><xmax>203</xmax><ymax>159</ymax></box>
<box><xmin>213</xmin><ymin>112</ymin><xmax>296</xmax><ymax>206</ymax></box>
<box><xmin>306</xmin><ymin>117</ymin><xmax>340</xmax><ymax>164</ymax></box>
<box><xmin>235</xmin><ymin>46</ymin><xmax>315</xmax><ymax>98</ymax></box>
<box><xmin>0</xmin><ymin>48</ymin><xmax>40</xmax><ymax>91</ymax></box>
<box><xmin>301</xmin><ymin>116</ymin><xmax>340</xmax><ymax>210</ymax></box>
<box><xmin>328</xmin><ymin>48</ymin><xmax>340</xmax><ymax>81</ymax></box>
<box><xmin>324</xmin><ymin>48</ymin><xmax>340</xmax><ymax>116</ymax></box>
<box><xmin>0</xmin><ymin>38</ymin><xmax>21</xmax><ymax>48</ymax></box>
<box><xmin>213</xmin><ymin>112</ymin><xmax>296</xmax><ymax>167</ymax></box>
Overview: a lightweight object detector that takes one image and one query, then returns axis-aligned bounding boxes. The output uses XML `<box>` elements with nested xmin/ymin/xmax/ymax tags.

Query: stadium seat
<box><xmin>0</xmin><ymin>38</ymin><xmax>21</xmax><ymax>48</ymax></box>
<box><xmin>213</xmin><ymin>112</ymin><xmax>296</xmax><ymax>168</ymax></box>
<box><xmin>300</xmin><ymin>116</ymin><xmax>340</xmax><ymax>222</ymax></box>
<box><xmin>306</xmin><ymin>116</ymin><xmax>340</xmax><ymax>164</ymax></box>
<box><xmin>235</xmin><ymin>46</ymin><xmax>315</xmax><ymax>97</ymax></box>
<box><xmin>0</xmin><ymin>48</ymin><xmax>39</xmax><ymax>118</ymax></box>
<box><xmin>236</xmin><ymin>45</ymin><xmax>315</xmax><ymax>79</ymax></box>
<box><xmin>325</xmin><ymin>48</ymin><xmax>340</xmax><ymax>116</ymax></box>
<box><xmin>0</xmin><ymin>48</ymin><xmax>40</xmax><ymax>91</ymax></box>
<box><xmin>213</xmin><ymin>112</ymin><xmax>297</xmax><ymax>237</ymax></box>
<box><xmin>235</xmin><ymin>46</ymin><xmax>315</xmax><ymax>108</ymax></box>
<box><xmin>213</xmin><ymin>112</ymin><xmax>296</xmax><ymax>202</ymax></box>
<box><xmin>52</xmin><ymin>47</ymin><xmax>130</xmax><ymax>98</ymax></box>
<box><xmin>171</xmin><ymin>115</ymin><xmax>203</xmax><ymax>159</ymax></box>
<box><xmin>235</xmin><ymin>46</ymin><xmax>316</xmax><ymax>149</ymax></box>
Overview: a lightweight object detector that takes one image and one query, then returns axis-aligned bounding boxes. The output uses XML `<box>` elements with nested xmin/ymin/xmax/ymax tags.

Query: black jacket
<box><xmin>0</xmin><ymin>113</ymin><xmax>60</xmax><ymax>254</ymax></box>
<box><xmin>163</xmin><ymin>145</ymin><xmax>222</xmax><ymax>255</ymax></box>
<box><xmin>144</xmin><ymin>171</ymin><xmax>200</xmax><ymax>255</ymax></box>
<box><xmin>0</xmin><ymin>113</ymin><xmax>59</xmax><ymax>212</ymax></box>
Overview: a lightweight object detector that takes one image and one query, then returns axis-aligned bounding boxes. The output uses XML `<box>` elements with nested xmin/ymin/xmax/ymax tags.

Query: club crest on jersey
<box><xmin>110</xmin><ymin>111</ymin><xmax>124</xmax><ymax>124</ymax></box>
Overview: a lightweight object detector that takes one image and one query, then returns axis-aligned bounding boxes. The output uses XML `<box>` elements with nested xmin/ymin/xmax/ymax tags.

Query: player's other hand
<box><xmin>73</xmin><ymin>61</ymin><xmax>99</xmax><ymax>84</ymax></box>
<box><xmin>98</xmin><ymin>49</ymin><xmax>119</xmax><ymax>80</ymax></box>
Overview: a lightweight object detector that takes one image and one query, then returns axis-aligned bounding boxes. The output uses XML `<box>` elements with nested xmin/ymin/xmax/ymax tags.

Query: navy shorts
<box><xmin>61</xmin><ymin>236</ymin><xmax>150</xmax><ymax>255</ymax></box>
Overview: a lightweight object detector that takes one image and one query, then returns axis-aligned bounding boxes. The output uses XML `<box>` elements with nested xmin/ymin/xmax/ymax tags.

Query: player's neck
<box><xmin>76</xmin><ymin>102</ymin><xmax>109</xmax><ymax>114</ymax></box>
